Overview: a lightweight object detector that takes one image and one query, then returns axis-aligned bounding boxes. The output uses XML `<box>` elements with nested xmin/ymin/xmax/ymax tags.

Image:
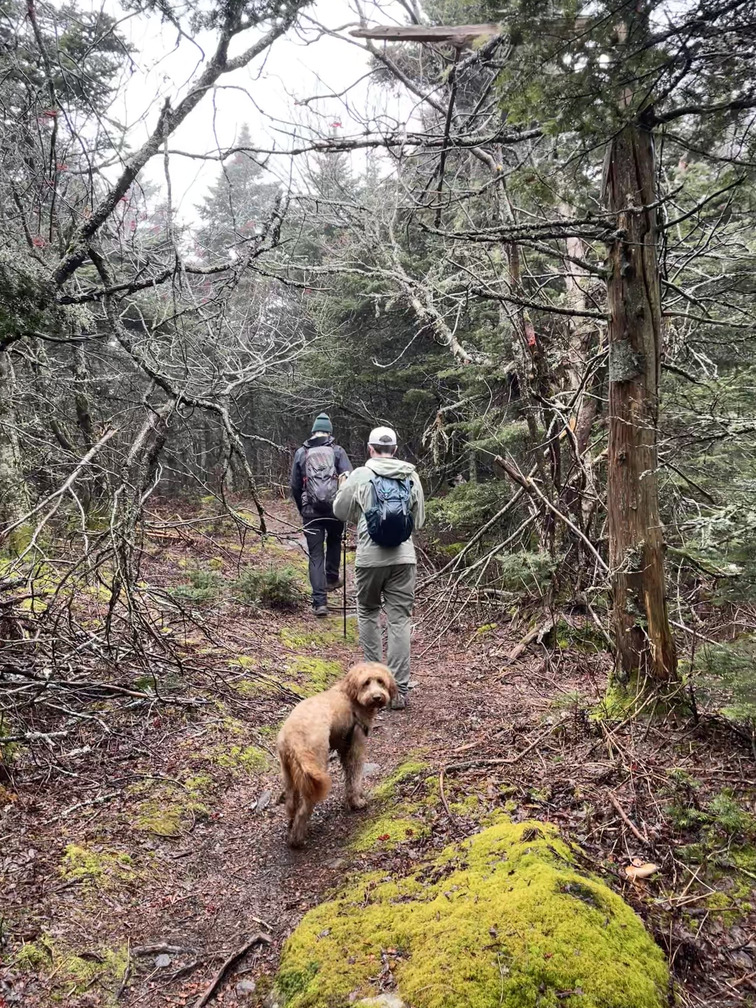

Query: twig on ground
<box><xmin>438</xmin><ymin>768</ymin><xmax>453</xmax><ymax>817</ymax></box>
<box><xmin>43</xmin><ymin>790</ymin><xmax>122</xmax><ymax>824</ymax></box>
<box><xmin>193</xmin><ymin>933</ymin><xmax>271</xmax><ymax>1008</ymax></box>
<box><xmin>607</xmin><ymin>792</ymin><xmax>649</xmax><ymax>845</ymax></box>
<box><xmin>115</xmin><ymin>939</ymin><xmax>131</xmax><ymax>1000</ymax></box>
<box><xmin>132</xmin><ymin>944</ymin><xmax>195</xmax><ymax>956</ymax></box>
<box><xmin>442</xmin><ymin>721</ymin><xmax>563</xmax><ymax>776</ymax></box>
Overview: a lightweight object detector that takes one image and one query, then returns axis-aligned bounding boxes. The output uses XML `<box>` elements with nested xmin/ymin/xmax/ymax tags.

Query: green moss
<box><xmin>277</xmin><ymin>819</ymin><xmax>669</xmax><ymax>1008</ymax></box>
<box><xmin>213</xmin><ymin>743</ymin><xmax>270</xmax><ymax>775</ymax></box>
<box><xmin>438</xmin><ymin>541</ymin><xmax>466</xmax><ymax>557</ymax></box>
<box><xmin>59</xmin><ymin>844</ymin><xmax>136</xmax><ymax>888</ymax></box>
<box><xmin>232</xmin><ymin>654</ymin><xmax>258</xmax><ymax>669</ymax></box>
<box><xmin>449</xmin><ymin>792</ymin><xmax>481</xmax><ymax>815</ymax></box>
<box><xmin>234</xmin><ymin>678</ymin><xmax>279</xmax><ymax>697</ymax></box>
<box><xmin>665</xmin><ymin>787</ymin><xmax>756</xmax><ymax>921</ymax></box>
<box><xmin>131</xmin><ymin>775</ymin><xmax>212</xmax><ymax>838</ymax></box>
<box><xmin>185</xmin><ymin>773</ymin><xmax>214</xmax><ymax>791</ymax></box>
<box><xmin>258</xmin><ymin>722</ymin><xmax>282</xmax><ymax>740</ymax></box>
<box><xmin>0</xmin><ymin>712</ymin><xmax>21</xmax><ymax>764</ymax></box>
<box><xmin>598</xmin><ymin>670</ymin><xmax>691</xmax><ymax>721</ymax></box>
<box><xmin>351</xmin><ymin>759</ymin><xmax>433</xmax><ymax>852</ymax></box>
<box><xmin>286</xmin><ymin>657</ymin><xmax>343</xmax><ymax>695</ymax></box>
<box><xmin>234</xmin><ymin>565</ymin><xmax>303</xmax><ymax>607</ymax></box>
<box><xmin>370</xmin><ymin>758</ymin><xmax>428</xmax><ymax>802</ymax></box>
<box><xmin>351</xmin><ymin>815</ymin><xmax>426</xmax><ymax>852</ymax></box>
<box><xmin>222</xmin><ymin>715</ymin><xmax>247</xmax><ymax>736</ymax></box>
<box><xmin>13</xmin><ymin>937</ymin><xmax>128</xmax><ymax>1005</ymax></box>
<box><xmin>554</xmin><ymin>618</ymin><xmax>607</xmax><ymax>653</ymax></box>
<box><xmin>280</xmin><ymin>618</ymin><xmax>358</xmax><ymax>649</ymax></box>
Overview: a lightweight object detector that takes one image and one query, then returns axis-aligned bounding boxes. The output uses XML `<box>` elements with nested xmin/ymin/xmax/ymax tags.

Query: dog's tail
<box><xmin>283</xmin><ymin>747</ymin><xmax>331</xmax><ymax>804</ymax></box>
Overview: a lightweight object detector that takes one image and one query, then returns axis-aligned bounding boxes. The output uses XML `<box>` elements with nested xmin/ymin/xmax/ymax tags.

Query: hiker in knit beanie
<box><xmin>310</xmin><ymin>413</ymin><xmax>333</xmax><ymax>435</ymax></box>
<box><xmin>289</xmin><ymin>414</ymin><xmax>352</xmax><ymax>617</ymax></box>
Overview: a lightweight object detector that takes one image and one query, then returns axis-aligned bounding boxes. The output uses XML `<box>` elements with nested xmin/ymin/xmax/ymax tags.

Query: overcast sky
<box><xmin>102</xmin><ymin>0</ymin><xmax>410</xmax><ymax>223</ymax></box>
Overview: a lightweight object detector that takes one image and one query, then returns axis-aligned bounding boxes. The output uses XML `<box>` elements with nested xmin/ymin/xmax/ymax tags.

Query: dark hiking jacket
<box><xmin>290</xmin><ymin>435</ymin><xmax>352</xmax><ymax>517</ymax></box>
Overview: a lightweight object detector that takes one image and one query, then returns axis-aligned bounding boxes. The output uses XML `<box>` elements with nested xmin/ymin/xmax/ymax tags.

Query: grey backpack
<box><xmin>304</xmin><ymin>445</ymin><xmax>338</xmax><ymax>515</ymax></box>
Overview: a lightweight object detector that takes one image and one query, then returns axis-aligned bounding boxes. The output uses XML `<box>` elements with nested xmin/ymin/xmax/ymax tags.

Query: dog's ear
<box><xmin>342</xmin><ymin>665</ymin><xmax>362</xmax><ymax>702</ymax></box>
<box><xmin>387</xmin><ymin>674</ymin><xmax>398</xmax><ymax>700</ymax></box>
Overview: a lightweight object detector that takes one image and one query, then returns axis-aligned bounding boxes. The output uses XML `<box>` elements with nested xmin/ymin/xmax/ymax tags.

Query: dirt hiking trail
<box><xmin>1</xmin><ymin>499</ymin><xmax>754</xmax><ymax>1008</ymax></box>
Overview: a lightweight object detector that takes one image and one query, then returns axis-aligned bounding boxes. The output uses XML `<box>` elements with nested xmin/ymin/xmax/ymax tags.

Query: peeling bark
<box><xmin>603</xmin><ymin>123</ymin><xmax>677</xmax><ymax>686</ymax></box>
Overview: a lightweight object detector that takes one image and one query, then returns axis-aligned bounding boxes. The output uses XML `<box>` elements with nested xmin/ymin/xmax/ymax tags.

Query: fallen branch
<box><xmin>441</xmin><ymin>721</ymin><xmax>563</xmax><ymax>778</ymax></box>
<box><xmin>193</xmin><ymin>933</ymin><xmax>271</xmax><ymax>1008</ymax></box>
<box><xmin>505</xmin><ymin>619</ymin><xmax>556</xmax><ymax>664</ymax></box>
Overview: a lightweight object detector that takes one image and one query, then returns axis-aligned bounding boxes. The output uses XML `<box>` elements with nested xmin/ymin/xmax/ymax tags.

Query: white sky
<box><xmin>102</xmin><ymin>0</ymin><xmax>411</xmax><ymax>224</ymax></box>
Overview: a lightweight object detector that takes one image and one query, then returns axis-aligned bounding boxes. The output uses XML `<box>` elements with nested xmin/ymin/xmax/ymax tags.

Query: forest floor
<box><xmin>1</xmin><ymin>497</ymin><xmax>756</xmax><ymax>1008</ymax></box>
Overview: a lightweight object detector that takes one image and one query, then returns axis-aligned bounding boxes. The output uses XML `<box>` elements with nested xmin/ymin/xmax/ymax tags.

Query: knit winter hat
<box><xmin>311</xmin><ymin>413</ymin><xmax>333</xmax><ymax>434</ymax></box>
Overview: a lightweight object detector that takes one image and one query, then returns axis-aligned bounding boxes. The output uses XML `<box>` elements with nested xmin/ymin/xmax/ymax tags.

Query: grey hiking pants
<box><xmin>303</xmin><ymin>515</ymin><xmax>344</xmax><ymax>609</ymax></box>
<box><xmin>354</xmin><ymin>563</ymin><xmax>416</xmax><ymax>692</ymax></box>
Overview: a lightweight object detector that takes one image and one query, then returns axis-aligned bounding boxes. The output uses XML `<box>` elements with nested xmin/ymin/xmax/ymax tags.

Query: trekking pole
<box><xmin>342</xmin><ymin>531</ymin><xmax>348</xmax><ymax>639</ymax></box>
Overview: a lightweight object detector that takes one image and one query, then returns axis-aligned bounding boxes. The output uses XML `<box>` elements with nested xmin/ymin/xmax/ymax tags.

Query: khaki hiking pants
<box><xmin>354</xmin><ymin>563</ymin><xmax>416</xmax><ymax>693</ymax></box>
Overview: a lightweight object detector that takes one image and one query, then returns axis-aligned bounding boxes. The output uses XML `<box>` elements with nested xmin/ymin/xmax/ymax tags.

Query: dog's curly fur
<box><xmin>276</xmin><ymin>662</ymin><xmax>397</xmax><ymax>848</ymax></box>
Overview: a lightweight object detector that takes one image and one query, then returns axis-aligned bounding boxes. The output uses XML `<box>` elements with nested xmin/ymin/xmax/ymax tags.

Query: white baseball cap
<box><xmin>368</xmin><ymin>426</ymin><xmax>397</xmax><ymax>447</ymax></box>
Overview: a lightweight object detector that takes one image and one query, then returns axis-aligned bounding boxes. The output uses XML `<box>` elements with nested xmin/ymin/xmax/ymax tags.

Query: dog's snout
<box><xmin>370</xmin><ymin>691</ymin><xmax>387</xmax><ymax>706</ymax></box>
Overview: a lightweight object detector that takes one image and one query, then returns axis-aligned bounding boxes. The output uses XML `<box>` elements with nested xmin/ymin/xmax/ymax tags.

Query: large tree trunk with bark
<box><xmin>603</xmin><ymin>121</ymin><xmax>677</xmax><ymax>688</ymax></box>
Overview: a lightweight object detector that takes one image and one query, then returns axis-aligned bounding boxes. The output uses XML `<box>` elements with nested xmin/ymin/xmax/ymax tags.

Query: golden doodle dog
<box><xmin>277</xmin><ymin>662</ymin><xmax>397</xmax><ymax>848</ymax></box>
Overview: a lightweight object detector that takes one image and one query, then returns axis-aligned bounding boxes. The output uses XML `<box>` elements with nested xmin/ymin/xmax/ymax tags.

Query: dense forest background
<box><xmin>1</xmin><ymin>0</ymin><xmax>755</xmax><ymax>744</ymax></box>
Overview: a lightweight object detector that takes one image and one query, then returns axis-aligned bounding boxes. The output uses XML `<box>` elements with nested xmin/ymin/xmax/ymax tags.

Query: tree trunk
<box><xmin>560</xmin><ymin>220</ymin><xmax>601</xmax><ymax>547</ymax></box>
<box><xmin>602</xmin><ymin>122</ymin><xmax>677</xmax><ymax>687</ymax></box>
<box><xmin>0</xmin><ymin>351</ymin><xmax>30</xmax><ymax>538</ymax></box>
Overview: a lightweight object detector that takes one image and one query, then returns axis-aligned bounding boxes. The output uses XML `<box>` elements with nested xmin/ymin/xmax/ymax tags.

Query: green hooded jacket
<box><xmin>333</xmin><ymin>456</ymin><xmax>425</xmax><ymax>568</ymax></box>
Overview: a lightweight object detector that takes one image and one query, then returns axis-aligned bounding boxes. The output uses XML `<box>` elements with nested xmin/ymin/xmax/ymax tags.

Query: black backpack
<box><xmin>364</xmin><ymin>474</ymin><xmax>414</xmax><ymax>548</ymax></box>
<box><xmin>303</xmin><ymin>444</ymin><xmax>338</xmax><ymax>515</ymax></box>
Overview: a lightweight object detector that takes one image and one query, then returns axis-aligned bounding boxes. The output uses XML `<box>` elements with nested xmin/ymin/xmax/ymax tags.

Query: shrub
<box><xmin>694</xmin><ymin>636</ymin><xmax>756</xmax><ymax>726</ymax></box>
<box><xmin>494</xmin><ymin>549</ymin><xmax>559</xmax><ymax>598</ymax></box>
<box><xmin>168</xmin><ymin>566</ymin><xmax>222</xmax><ymax>605</ymax></box>
<box><xmin>234</xmin><ymin>566</ymin><xmax>302</xmax><ymax>608</ymax></box>
<box><xmin>426</xmin><ymin>481</ymin><xmax>510</xmax><ymax>534</ymax></box>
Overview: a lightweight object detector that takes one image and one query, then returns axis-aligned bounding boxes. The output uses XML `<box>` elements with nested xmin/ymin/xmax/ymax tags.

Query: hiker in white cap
<box><xmin>333</xmin><ymin>426</ymin><xmax>425</xmax><ymax>710</ymax></box>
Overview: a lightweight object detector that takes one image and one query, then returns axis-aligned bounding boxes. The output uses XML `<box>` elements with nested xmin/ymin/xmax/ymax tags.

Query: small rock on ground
<box><xmin>363</xmin><ymin>763</ymin><xmax>380</xmax><ymax>777</ymax></box>
<box><xmin>236</xmin><ymin>978</ymin><xmax>257</xmax><ymax>996</ymax></box>
<box><xmin>254</xmin><ymin>790</ymin><xmax>272</xmax><ymax>812</ymax></box>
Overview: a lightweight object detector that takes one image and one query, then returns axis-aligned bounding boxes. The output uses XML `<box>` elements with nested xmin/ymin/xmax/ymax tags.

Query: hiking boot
<box><xmin>326</xmin><ymin>578</ymin><xmax>344</xmax><ymax>591</ymax></box>
<box><xmin>313</xmin><ymin>605</ymin><xmax>328</xmax><ymax>618</ymax></box>
<box><xmin>390</xmin><ymin>691</ymin><xmax>407</xmax><ymax>711</ymax></box>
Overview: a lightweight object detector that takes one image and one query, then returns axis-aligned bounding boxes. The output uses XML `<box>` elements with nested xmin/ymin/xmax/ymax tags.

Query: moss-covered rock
<box><xmin>277</xmin><ymin>819</ymin><xmax>668</xmax><ymax>1008</ymax></box>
